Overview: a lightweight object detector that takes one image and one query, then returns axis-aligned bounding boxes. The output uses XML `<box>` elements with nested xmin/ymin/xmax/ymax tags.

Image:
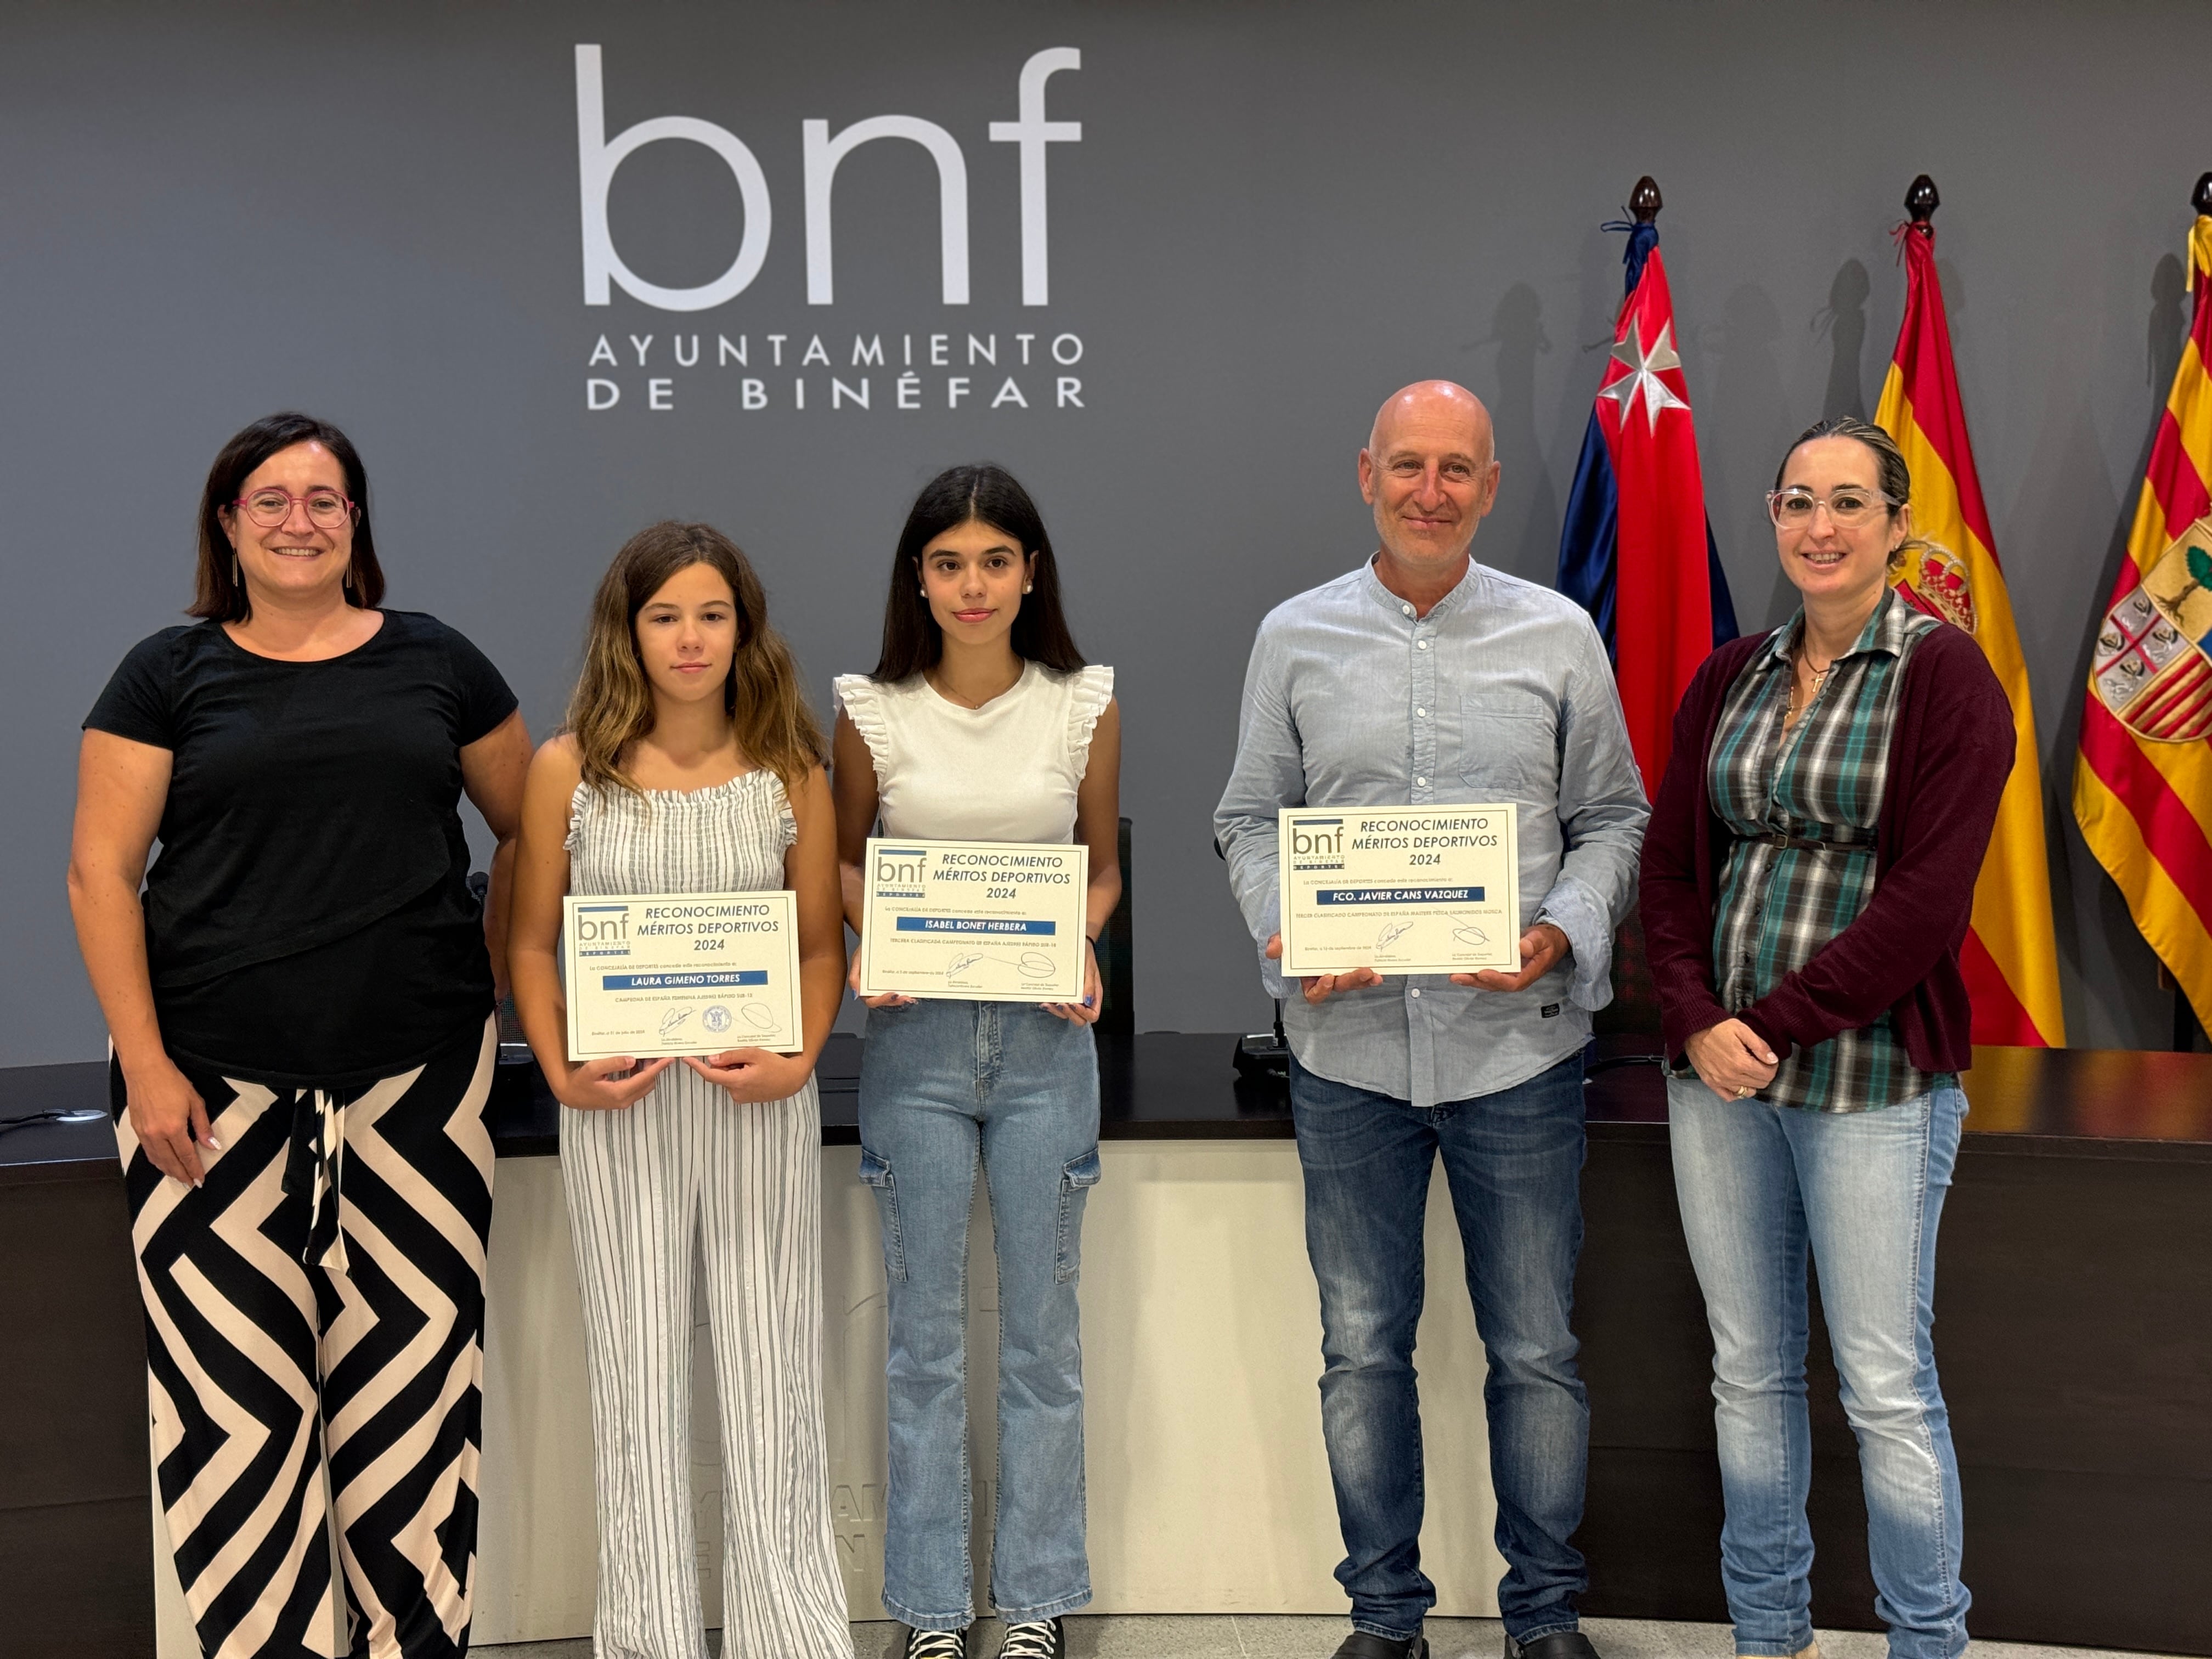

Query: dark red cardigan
<box><xmin>1638</xmin><ymin>622</ymin><xmax>2016</xmax><ymax>1073</ymax></box>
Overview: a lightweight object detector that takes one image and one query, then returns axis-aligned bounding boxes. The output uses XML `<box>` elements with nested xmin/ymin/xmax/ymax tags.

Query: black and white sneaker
<box><xmin>904</xmin><ymin>1626</ymin><xmax>967</xmax><ymax>1659</ymax></box>
<box><xmin>998</xmin><ymin>1617</ymin><xmax>1065</xmax><ymax>1658</ymax></box>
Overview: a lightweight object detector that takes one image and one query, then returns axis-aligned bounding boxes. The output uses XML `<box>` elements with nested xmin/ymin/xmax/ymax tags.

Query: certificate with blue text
<box><xmin>859</xmin><ymin>837</ymin><xmax>1090</xmax><ymax>1002</ymax></box>
<box><xmin>1277</xmin><ymin>805</ymin><xmax>1521</xmax><ymax>977</ymax></box>
<box><xmin>563</xmin><ymin>891</ymin><xmax>804</xmax><ymax>1059</ymax></box>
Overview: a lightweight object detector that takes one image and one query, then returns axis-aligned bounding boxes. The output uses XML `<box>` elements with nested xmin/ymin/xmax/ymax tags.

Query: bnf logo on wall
<box><xmin>575</xmin><ymin>44</ymin><xmax>1086</xmax><ymax>418</ymax></box>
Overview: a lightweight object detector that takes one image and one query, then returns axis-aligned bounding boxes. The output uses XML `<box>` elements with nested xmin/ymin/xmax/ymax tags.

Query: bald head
<box><xmin>1359</xmin><ymin>380</ymin><xmax>1502</xmax><ymax>586</ymax></box>
<box><xmin>1368</xmin><ymin>380</ymin><xmax>1494</xmax><ymax>464</ymax></box>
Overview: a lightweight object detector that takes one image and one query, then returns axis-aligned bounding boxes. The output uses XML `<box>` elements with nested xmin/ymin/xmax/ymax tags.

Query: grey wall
<box><xmin>4</xmin><ymin>0</ymin><xmax>2205</xmax><ymax>1065</ymax></box>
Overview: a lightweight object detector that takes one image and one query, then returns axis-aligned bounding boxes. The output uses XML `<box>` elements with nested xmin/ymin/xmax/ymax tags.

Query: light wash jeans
<box><xmin>857</xmin><ymin>998</ymin><xmax>1099</xmax><ymax>1631</ymax></box>
<box><xmin>1289</xmin><ymin>1051</ymin><xmax>1590</xmax><ymax>1645</ymax></box>
<box><xmin>1667</xmin><ymin>1075</ymin><xmax>1971</xmax><ymax>1659</ymax></box>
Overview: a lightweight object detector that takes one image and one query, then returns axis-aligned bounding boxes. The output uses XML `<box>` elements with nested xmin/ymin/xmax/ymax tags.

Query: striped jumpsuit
<box><xmin>561</xmin><ymin>772</ymin><xmax>850</xmax><ymax>1659</ymax></box>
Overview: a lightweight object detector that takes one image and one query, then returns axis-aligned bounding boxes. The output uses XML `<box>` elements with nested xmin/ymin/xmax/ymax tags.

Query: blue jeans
<box><xmin>1667</xmin><ymin>1076</ymin><xmax>1971</xmax><ymax>1659</ymax></box>
<box><xmin>1289</xmin><ymin>1051</ymin><xmax>1590</xmax><ymax>1644</ymax></box>
<box><xmin>857</xmin><ymin>998</ymin><xmax>1100</xmax><ymax>1630</ymax></box>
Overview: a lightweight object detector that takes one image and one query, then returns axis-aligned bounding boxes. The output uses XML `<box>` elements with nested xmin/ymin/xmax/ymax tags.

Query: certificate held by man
<box><xmin>563</xmin><ymin>891</ymin><xmax>803</xmax><ymax>1059</ymax></box>
<box><xmin>860</xmin><ymin>837</ymin><xmax>1089</xmax><ymax>1001</ymax></box>
<box><xmin>1278</xmin><ymin>805</ymin><xmax>1521</xmax><ymax>977</ymax></box>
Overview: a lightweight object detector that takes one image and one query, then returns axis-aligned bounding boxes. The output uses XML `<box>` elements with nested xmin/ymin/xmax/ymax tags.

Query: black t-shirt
<box><xmin>84</xmin><ymin>610</ymin><xmax>518</xmax><ymax>1088</ymax></box>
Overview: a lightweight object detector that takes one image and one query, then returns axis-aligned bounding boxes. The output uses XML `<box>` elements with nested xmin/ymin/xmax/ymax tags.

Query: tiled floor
<box><xmin>475</xmin><ymin>1616</ymin><xmax>2186</xmax><ymax>1659</ymax></box>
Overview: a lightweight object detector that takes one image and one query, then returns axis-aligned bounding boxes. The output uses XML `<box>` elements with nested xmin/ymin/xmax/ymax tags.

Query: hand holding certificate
<box><xmin>859</xmin><ymin>837</ymin><xmax>1090</xmax><ymax>1002</ymax></box>
<box><xmin>563</xmin><ymin>891</ymin><xmax>804</xmax><ymax>1059</ymax></box>
<box><xmin>1277</xmin><ymin>805</ymin><xmax>1521</xmax><ymax>977</ymax></box>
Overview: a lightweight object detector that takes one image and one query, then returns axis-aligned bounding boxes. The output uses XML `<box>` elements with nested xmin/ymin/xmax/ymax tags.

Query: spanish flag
<box><xmin>2075</xmin><ymin>211</ymin><xmax>2212</xmax><ymax>1034</ymax></box>
<box><xmin>1876</xmin><ymin>207</ymin><xmax>2067</xmax><ymax>1047</ymax></box>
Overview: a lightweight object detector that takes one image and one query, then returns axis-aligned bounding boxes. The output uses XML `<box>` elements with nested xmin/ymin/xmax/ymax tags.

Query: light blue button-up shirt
<box><xmin>1214</xmin><ymin>557</ymin><xmax>1650</xmax><ymax>1108</ymax></box>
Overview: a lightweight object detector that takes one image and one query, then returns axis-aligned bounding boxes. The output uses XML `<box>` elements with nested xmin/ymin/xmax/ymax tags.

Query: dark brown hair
<box><xmin>191</xmin><ymin>412</ymin><xmax>381</xmax><ymax>622</ymax></box>
<box><xmin>1775</xmin><ymin>416</ymin><xmax>1916</xmax><ymax>573</ymax></box>
<box><xmin>870</xmin><ymin>464</ymin><xmax>1087</xmax><ymax>681</ymax></box>
<box><xmin>567</xmin><ymin>521</ymin><xmax>825</xmax><ymax>797</ymax></box>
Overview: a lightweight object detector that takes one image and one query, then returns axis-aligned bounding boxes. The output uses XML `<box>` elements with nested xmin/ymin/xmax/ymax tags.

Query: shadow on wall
<box><xmin>2149</xmin><ymin>252</ymin><xmax>2187</xmax><ymax>394</ymax></box>
<box><xmin>1475</xmin><ymin>280</ymin><xmax>1560</xmax><ymax>583</ymax></box>
<box><xmin>1700</xmin><ymin>281</ymin><xmax>1794</xmax><ymax>631</ymax></box>
<box><xmin>1816</xmin><ymin>258</ymin><xmax>1872</xmax><ymax>423</ymax></box>
<box><xmin>2019</xmin><ymin>388</ymin><xmax>2127</xmax><ymax>1046</ymax></box>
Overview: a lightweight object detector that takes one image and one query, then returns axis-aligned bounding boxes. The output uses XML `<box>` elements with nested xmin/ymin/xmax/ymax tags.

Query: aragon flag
<box><xmin>1558</xmin><ymin>216</ymin><xmax>1738</xmax><ymax>797</ymax></box>
<box><xmin>1875</xmin><ymin>210</ymin><xmax>2067</xmax><ymax>1047</ymax></box>
<box><xmin>2075</xmin><ymin>210</ymin><xmax>2212</xmax><ymax>1035</ymax></box>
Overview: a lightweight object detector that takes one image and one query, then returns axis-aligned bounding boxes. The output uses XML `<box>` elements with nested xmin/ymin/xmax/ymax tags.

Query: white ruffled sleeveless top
<box><xmin>833</xmin><ymin>662</ymin><xmax>1113</xmax><ymax>843</ymax></box>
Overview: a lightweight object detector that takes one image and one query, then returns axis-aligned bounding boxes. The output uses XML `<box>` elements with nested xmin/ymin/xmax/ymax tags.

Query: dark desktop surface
<box><xmin>473</xmin><ymin>1029</ymin><xmax>1309</xmax><ymax>1154</ymax></box>
<box><xmin>10</xmin><ymin>1034</ymin><xmax>2212</xmax><ymax>1174</ymax></box>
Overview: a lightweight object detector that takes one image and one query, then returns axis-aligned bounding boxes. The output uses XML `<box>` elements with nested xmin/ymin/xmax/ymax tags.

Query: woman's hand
<box><xmin>124</xmin><ymin>1056</ymin><xmax>217</xmax><ymax>1187</ymax></box>
<box><xmin>1684</xmin><ymin>1019</ymin><xmax>1780</xmax><ymax>1102</ymax></box>
<box><xmin>1265</xmin><ymin>932</ymin><xmax>1383</xmax><ymax>1005</ymax></box>
<box><xmin>684</xmin><ymin>1048</ymin><xmax>813</xmax><ymax>1102</ymax></box>
<box><xmin>551</xmin><ymin>1055</ymin><xmax>674</xmax><ymax>1111</ymax></box>
<box><xmin>1042</xmin><ymin>938</ymin><xmax>1103</xmax><ymax>1024</ymax></box>
<box><xmin>847</xmin><ymin>950</ymin><xmax>916</xmax><ymax>1010</ymax></box>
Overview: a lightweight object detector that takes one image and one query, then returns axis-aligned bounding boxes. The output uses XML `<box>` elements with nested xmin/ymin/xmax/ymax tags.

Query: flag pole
<box><xmin>2193</xmin><ymin>172</ymin><xmax>2212</xmax><ymax>298</ymax></box>
<box><xmin>1906</xmin><ymin>173</ymin><xmax>1939</xmax><ymax>224</ymax></box>
<box><xmin>2171</xmin><ymin>168</ymin><xmax>2212</xmax><ymax>1053</ymax></box>
<box><xmin>1629</xmin><ymin>175</ymin><xmax>1661</xmax><ymax>223</ymax></box>
<box><xmin>1882</xmin><ymin>167</ymin><xmax>2071</xmax><ymax>1043</ymax></box>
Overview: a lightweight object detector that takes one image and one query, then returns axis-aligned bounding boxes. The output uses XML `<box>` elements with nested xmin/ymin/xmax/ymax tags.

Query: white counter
<box><xmin>157</xmin><ymin>1142</ymin><xmax>1505</xmax><ymax>1652</ymax></box>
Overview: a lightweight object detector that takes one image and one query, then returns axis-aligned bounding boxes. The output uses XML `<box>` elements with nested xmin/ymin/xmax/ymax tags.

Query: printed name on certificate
<box><xmin>564</xmin><ymin>891</ymin><xmax>803</xmax><ymax>1059</ymax></box>
<box><xmin>860</xmin><ymin>837</ymin><xmax>1090</xmax><ymax>1003</ymax></box>
<box><xmin>1278</xmin><ymin>805</ymin><xmax>1520</xmax><ymax>977</ymax></box>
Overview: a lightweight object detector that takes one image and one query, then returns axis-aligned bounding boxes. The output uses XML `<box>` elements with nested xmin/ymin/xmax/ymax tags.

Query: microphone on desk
<box><xmin>1214</xmin><ymin>833</ymin><xmax>1291</xmax><ymax>1081</ymax></box>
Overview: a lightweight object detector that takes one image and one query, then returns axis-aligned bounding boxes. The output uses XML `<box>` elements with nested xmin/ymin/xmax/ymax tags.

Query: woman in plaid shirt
<box><xmin>1640</xmin><ymin>417</ymin><xmax>2014</xmax><ymax>1659</ymax></box>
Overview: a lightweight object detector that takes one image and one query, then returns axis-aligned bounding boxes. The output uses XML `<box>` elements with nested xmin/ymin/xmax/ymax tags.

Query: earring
<box><xmin>1023</xmin><ymin>584</ymin><xmax>1033</xmax><ymax>594</ymax></box>
<box><xmin>231</xmin><ymin>554</ymin><xmax>241</xmax><ymax>586</ymax></box>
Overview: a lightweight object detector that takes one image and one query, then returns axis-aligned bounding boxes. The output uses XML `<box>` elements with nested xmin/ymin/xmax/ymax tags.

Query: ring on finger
<box><xmin>1734</xmin><ymin>1085</ymin><xmax>1754</xmax><ymax>1098</ymax></box>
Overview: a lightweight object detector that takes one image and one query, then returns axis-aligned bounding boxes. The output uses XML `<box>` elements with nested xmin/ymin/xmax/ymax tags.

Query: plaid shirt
<box><xmin>1706</xmin><ymin>590</ymin><xmax>1946</xmax><ymax>1111</ymax></box>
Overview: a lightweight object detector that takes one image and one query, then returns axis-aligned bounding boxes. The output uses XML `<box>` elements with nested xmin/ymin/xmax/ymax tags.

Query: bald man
<box><xmin>1215</xmin><ymin>383</ymin><xmax>1647</xmax><ymax>1659</ymax></box>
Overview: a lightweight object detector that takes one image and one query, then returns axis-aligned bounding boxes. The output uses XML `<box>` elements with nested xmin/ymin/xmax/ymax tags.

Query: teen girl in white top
<box><xmin>832</xmin><ymin>465</ymin><xmax>1121</xmax><ymax>1659</ymax></box>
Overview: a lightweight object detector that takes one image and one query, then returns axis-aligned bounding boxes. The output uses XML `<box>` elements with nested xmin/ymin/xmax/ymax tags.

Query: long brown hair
<box><xmin>192</xmin><ymin>411</ymin><xmax>383</xmax><ymax>622</ymax></box>
<box><xmin>567</xmin><ymin>521</ymin><xmax>825</xmax><ymax>796</ymax></box>
<box><xmin>871</xmin><ymin>463</ymin><xmax>1087</xmax><ymax>681</ymax></box>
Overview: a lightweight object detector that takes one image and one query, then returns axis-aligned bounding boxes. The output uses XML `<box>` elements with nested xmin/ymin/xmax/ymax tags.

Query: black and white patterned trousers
<box><xmin>113</xmin><ymin>1018</ymin><xmax>497</xmax><ymax>1659</ymax></box>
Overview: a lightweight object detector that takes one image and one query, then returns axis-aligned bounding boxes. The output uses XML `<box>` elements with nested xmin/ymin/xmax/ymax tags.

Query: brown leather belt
<box><xmin>1735</xmin><ymin>828</ymin><xmax>1869</xmax><ymax>855</ymax></box>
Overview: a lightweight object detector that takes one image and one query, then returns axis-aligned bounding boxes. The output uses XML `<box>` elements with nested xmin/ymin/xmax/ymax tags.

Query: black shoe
<box><xmin>998</xmin><ymin>1618</ymin><xmax>1064</xmax><ymax>1658</ymax></box>
<box><xmin>1506</xmin><ymin>1634</ymin><xmax>1601</xmax><ymax>1659</ymax></box>
<box><xmin>905</xmin><ymin>1627</ymin><xmax>968</xmax><ymax>1659</ymax></box>
<box><xmin>1332</xmin><ymin>1632</ymin><xmax>1427</xmax><ymax>1659</ymax></box>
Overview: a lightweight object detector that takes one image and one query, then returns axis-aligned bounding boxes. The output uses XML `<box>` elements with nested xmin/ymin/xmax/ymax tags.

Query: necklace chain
<box><xmin>1785</xmin><ymin>647</ymin><xmax>1836</xmax><ymax>721</ymax></box>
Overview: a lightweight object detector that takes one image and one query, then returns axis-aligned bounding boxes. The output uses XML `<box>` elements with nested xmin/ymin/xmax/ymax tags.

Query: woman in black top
<box><xmin>67</xmin><ymin>412</ymin><xmax>530</xmax><ymax>1659</ymax></box>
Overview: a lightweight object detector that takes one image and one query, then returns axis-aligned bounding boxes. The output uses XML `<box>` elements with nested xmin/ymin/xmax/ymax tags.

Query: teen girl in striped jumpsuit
<box><xmin>509</xmin><ymin>522</ymin><xmax>852</xmax><ymax>1658</ymax></box>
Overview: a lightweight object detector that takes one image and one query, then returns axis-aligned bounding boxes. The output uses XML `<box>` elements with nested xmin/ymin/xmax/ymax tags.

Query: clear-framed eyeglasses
<box><xmin>232</xmin><ymin>488</ymin><xmax>356</xmax><ymax>531</ymax></box>
<box><xmin>1766</xmin><ymin>486</ymin><xmax>1898</xmax><ymax>529</ymax></box>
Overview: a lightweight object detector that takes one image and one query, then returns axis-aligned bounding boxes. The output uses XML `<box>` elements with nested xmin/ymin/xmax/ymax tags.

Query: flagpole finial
<box><xmin>1905</xmin><ymin>174</ymin><xmax>1939</xmax><ymax>224</ymax></box>
<box><xmin>2193</xmin><ymin>172</ymin><xmax>2212</xmax><ymax>216</ymax></box>
<box><xmin>1629</xmin><ymin>176</ymin><xmax>1662</xmax><ymax>223</ymax></box>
